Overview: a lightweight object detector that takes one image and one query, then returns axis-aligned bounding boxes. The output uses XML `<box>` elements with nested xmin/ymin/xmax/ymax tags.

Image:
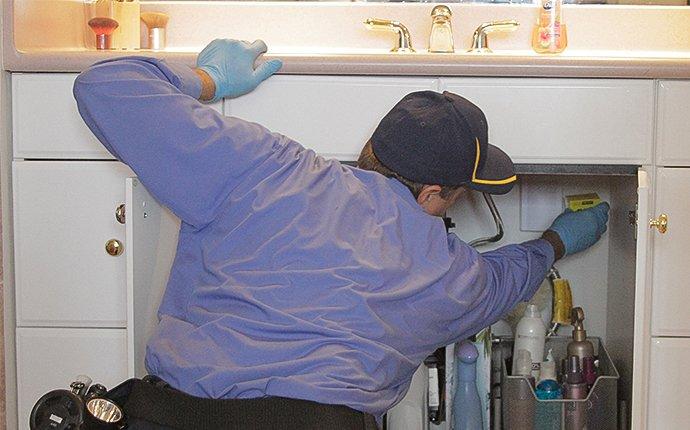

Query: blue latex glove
<box><xmin>546</xmin><ymin>202</ymin><xmax>610</xmax><ymax>256</ymax></box>
<box><xmin>196</xmin><ymin>39</ymin><xmax>283</xmax><ymax>102</ymax></box>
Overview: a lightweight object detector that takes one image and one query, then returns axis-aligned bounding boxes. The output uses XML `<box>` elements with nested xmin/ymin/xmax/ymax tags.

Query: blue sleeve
<box><xmin>442</xmin><ymin>237</ymin><xmax>554</xmax><ymax>342</ymax></box>
<box><xmin>73</xmin><ymin>57</ymin><xmax>293</xmax><ymax>228</ymax></box>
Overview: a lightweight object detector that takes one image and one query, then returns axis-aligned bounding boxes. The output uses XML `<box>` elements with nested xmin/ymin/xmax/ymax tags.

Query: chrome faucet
<box><xmin>364</xmin><ymin>18</ymin><xmax>415</xmax><ymax>53</ymax></box>
<box><xmin>468</xmin><ymin>20</ymin><xmax>520</xmax><ymax>54</ymax></box>
<box><xmin>428</xmin><ymin>5</ymin><xmax>454</xmax><ymax>53</ymax></box>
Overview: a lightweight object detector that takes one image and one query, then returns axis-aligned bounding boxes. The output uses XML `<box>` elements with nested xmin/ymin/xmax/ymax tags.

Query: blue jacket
<box><xmin>74</xmin><ymin>57</ymin><xmax>553</xmax><ymax>418</ymax></box>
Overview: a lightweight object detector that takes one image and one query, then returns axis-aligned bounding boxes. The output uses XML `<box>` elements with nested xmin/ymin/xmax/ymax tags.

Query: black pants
<box><xmin>107</xmin><ymin>378</ymin><xmax>379</xmax><ymax>430</ymax></box>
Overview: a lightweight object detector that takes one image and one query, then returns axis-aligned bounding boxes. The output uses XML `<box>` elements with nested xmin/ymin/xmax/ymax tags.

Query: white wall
<box><xmin>447</xmin><ymin>175</ymin><xmax>617</xmax><ymax>341</ymax></box>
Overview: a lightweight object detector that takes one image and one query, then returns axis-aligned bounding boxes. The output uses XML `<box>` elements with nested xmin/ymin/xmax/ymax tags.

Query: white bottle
<box><xmin>512</xmin><ymin>304</ymin><xmax>546</xmax><ymax>379</ymax></box>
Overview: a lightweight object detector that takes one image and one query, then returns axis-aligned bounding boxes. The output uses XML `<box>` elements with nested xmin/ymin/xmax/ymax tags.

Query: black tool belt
<box><xmin>108</xmin><ymin>377</ymin><xmax>379</xmax><ymax>430</ymax></box>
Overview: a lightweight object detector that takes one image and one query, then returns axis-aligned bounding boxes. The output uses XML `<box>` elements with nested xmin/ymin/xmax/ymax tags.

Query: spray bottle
<box><xmin>567</xmin><ymin>307</ymin><xmax>595</xmax><ymax>365</ymax></box>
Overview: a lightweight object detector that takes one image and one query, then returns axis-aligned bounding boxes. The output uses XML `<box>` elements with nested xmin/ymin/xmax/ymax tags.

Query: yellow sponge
<box><xmin>551</xmin><ymin>278</ymin><xmax>573</xmax><ymax>325</ymax></box>
<box><xmin>565</xmin><ymin>193</ymin><xmax>601</xmax><ymax>212</ymax></box>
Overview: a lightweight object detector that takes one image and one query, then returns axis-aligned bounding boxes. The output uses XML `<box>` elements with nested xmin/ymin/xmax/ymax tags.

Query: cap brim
<box><xmin>467</xmin><ymin>144</ymin><xmax>517</xmax><ymax>195</ymax></box>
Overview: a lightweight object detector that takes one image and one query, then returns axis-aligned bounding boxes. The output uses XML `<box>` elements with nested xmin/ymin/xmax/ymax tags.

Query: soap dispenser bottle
<box><xmin>567</xmin><ymin>307</ymin><xmax>594</xmax><ymax>364</ymax></box>
<box><xmin>453</xmin><ymin>340</ymin><xmax>482</xmax><ymax>430</ymax></box>
<box><xmin>531</xmin><ymin>0</ymin><xmax>567</xmax><ymax>54</ymax></box>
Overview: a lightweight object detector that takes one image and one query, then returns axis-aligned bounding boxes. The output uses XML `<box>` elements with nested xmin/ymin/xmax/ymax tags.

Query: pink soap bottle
<box><xmin>532</xmin><ymin>0</ymin><xmax>568</xmax><ymax>54</ymax></box>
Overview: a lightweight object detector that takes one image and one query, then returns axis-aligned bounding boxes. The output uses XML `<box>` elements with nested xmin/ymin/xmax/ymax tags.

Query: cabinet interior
<box><xmin>449</xmin><ymin>173</ymin><xmax>639</xmax><ymax>427</ymax></box>
<box><xmin>134</xmin><ymin>172</ymin><xmax>640</xmax><ymax>427</ymax></box>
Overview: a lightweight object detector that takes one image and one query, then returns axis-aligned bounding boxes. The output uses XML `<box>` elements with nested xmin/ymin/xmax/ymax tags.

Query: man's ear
<box><xmin>416</xmin><ymin>185</ymin><xmax>443</xmax><ymax>205</ymax></box>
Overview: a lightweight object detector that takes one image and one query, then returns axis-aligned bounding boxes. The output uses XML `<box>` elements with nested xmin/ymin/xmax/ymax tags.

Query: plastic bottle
<box><xmin>564</xmin><ymin>356</ymin><xmax>588</xmax><ymax>430</ymax></box>
<box><xmin>512</xmin><ymin>304</ymin><xmax>546</xmax><ymax>379</ymax></box>
<box><xmin>582</xmin><ymin>356</ymin><xmax>598</xmax><ymax>389</ymax></box>
<box><xmin>567</xmin><ymin>307</ymin><xmax>595</xmax><ymax>365</ymax></box>
<box><xmin>425</xmin><ymin>356</ymin><xmax>441</xmax><ymax>424</ymax></box>
<box><xmin>531</xmin><ymin>0</ymin><xmax>567</xmax><ymax>54</ymax></box>
<box><xmin>535</xmin><ymin>349</ymin><xmax>562</xmax><ymax>400</ymax></box>
<box><xmin>453</xmin><ymin>340</ymin><xmax>483</xmax><ymax>430</ymax></box>
<box><xmin>538</xmin><ymin>349</ymin><xmax>557</xmax><ymax>385</ymax></box>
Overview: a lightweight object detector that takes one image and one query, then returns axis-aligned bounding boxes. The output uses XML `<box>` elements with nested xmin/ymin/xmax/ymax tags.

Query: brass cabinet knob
<box><xmin>105</xmin><ymin>239</ymin><xmax>124</xmax><ymax>256</ymax></box>
<box><xmin>115</xmin><ymin>204</ymin><xmax>126</xmax><ymax>224</ymax></box>
<box><xmin>649</xmin><ymin>213</ymin><xmax>668</xmax><ymax>234</ymax></box>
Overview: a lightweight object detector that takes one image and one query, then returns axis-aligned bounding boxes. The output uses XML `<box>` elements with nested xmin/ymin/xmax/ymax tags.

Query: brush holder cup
<box><xmin>498</xmin><ymin>336</ymin><xmax>619</xmax><ymax>430</ymax></box>
<box><xmin>83</xmin><ymin>0</ymin><xmax>140</xmax><ymax>50</ymax></box>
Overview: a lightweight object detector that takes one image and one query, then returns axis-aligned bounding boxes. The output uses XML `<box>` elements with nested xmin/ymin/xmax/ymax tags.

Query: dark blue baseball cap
<box><xmin>371</xmin><ymin>91</ymin><xmax>517</xmax><ymax>195</ymax></box>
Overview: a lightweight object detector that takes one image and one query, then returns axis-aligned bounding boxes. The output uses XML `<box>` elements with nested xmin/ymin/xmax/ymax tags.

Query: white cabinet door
<box><xmin>126</xmin><ymin>178</ymin><xmax>180</xmax><ymax>377</ymax></box>
<box><xmin>14</xmin><ymin>161</ymin><xmax>133</xmax><ymax>327</ymax></box>
<box><xmin>16</xmin><ymin>327</ymin><xmax>128</xmax><ymax>430</ymax></box>
<box><xmin>647</xmin><ymin>338</ymin><xmax>690</xmax><ymax>428</ymax></box>
<box><xmin>650</xmin><ymin>168</ymin><xmax>690</xmax><ymax>336</ymax></box>
<box><xmin>440</xmin><ymin>78</ymin><xmax>654</xmax><ymax>165</ymax></box>
<box><xmin>225</xmin><ymin>76</ymin><xmax>438</xmax><ymax>160</ymax></box>
<box><xmin>12</xmin><ymin>73</ymin><xmax>114</xmax><ymax>160</ymax></box>
<box><xmin>631</xmin><ymin>168</ymin><xmax>654</xmax><ymax>430</ymax></box>
<box><xmin>12</xmin><ymin>73</ymin><xmax>222</xmax><ymax>160</ymax></box>
<box><xmin>656</xmin><ymin>81</ymin><xmax>690</xmax><ymax>166</ymax></box>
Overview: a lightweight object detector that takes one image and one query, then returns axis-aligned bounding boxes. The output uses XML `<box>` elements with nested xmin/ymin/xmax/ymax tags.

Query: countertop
<box><xmin>7</xmin><ymin>49</ymin><xmax>690</xmax><ymax>79</ymax></box>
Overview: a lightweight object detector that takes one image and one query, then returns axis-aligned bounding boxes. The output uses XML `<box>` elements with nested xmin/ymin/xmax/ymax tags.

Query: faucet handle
<box><xmin>469</xmin><ymin>20</ymin><xmax>519</xmax><ymax>54</ymax></box>
<box><xmin>364</xmin><ymin>18</ymin><xmax>415</xmax><ymax>53</ymax></box>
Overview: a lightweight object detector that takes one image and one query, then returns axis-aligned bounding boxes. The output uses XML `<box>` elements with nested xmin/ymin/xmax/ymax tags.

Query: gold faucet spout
<box><xmin>364</xmin><ymin>18</ymin><xmax>415</xmax><ymax>53</ymax></box>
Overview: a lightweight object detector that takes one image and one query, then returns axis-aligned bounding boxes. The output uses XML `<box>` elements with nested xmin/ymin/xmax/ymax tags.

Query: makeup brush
<box><xmin>88</xmin><ymin>17</ymin><xmax>119</xmax><ymax>50</ymax></box>
<box><xmin>140</xmin><ymin>12</ymin><xmax>170</xmax><ymax>50</ymax></box>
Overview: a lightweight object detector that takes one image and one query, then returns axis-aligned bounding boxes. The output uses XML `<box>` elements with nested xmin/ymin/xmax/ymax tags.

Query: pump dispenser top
<box><xmin>567</xmin><ymin>307</ymin><xmax>594</xmax><ymax>363</ymax></box>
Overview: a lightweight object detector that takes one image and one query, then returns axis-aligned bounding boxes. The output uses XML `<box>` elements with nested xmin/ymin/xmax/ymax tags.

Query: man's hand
<box><xmin>196</xmin><ymin>39</ymin><xmax>283</xmax><ymax>102</ymax></box>
<box><xmin>544</xmin><ymin>202</ymin><xmax>610</xmax><ymax>258</ymax></box>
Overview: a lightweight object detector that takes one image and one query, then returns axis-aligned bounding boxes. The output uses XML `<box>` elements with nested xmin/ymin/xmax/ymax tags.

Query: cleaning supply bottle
<box><xmin>531</xmin><ymin>0</ymin><xmax>567</xmax><ymax>54</ymax></box>
<box><xmin>534</xmin><ymin>351</ymin><xmax>563</xmax><ymax>430</ymax></box>
<box><xmin>538</xmin><ymin>349</ymin><xmax>557</xmax><ymax>384</ymax></box>
<box><xmin>453</xmin><ymin>340</ymin><xmax>483</xmax><ymax>430</ymax></box>
<box><xmin>512</xmin><ymin>304</ymin><xmax>546</xmax><ymax>379</ymax></box>
<box><xmin>567</xmin><ymin>307</ymin><xmax>594</xmax><ymax>365</ymax></box>
<box><xmin>563</xmin><ymin>356</ymin><xmax>588</xmax><ymax>430</ymax></box>
<box><xmin>582</xmin><ymin>356</ymin><xmax>598</xmax><ymax>389</ymax></box>
<box><xmin>536</xmin><ymin>349</ymin><xmax>562</xmax><ymax>399</ymax></box>
<box><xmin>424</xmin><ymin>355</ymin><xmax>441</xmax><ymax>424</ymax></box>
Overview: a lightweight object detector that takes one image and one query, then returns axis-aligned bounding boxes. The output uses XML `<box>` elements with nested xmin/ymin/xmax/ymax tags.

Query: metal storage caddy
<box><xmin>498</xmin><ymin>336</ymin><xmax>619</xmax><ymax>430</ymax></box>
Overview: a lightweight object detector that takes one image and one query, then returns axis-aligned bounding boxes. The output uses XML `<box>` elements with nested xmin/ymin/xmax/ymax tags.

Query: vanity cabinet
<box><xmin>656</xmin><ymin>81</ymin><xmax>690</xmax><ymax>166</ymax></box>
<box><xmin>647</xmin><ymin>338</ymin><xmax>690</xmax><ymax>427</ymax></box>
<box><xmin>226</xmin><ymin>75</ymin><xmax>439</xmax><ymax>160</ymax></box>
<box><xmin>644</xmin><ymin>82</ymin><xmax>690</xmax><ymax>429</ymax></box>
<box><xmin>15</xmin><ymin>328</ymin><xmax>128</xmax><ymax>430</ymax></box>
<box><xmin>13</xmin><ymin>161</ymin><xmax>131</xmax><ymax>327</ymax></box>
<box><xmin>12</xmin><ymin>74</ymin><xmax>113</xmax><ymax>160</ymax></box>
<box><xmin>439</xmin><ymin>78</ymin><xmax>654</xmax><ymax>165</ymax></box>
<box><xmin>3</xmin><ymin>72</ymin><xmax>683</xmax><ymax>430</ymax></box>
<box><xmin>650</xmin><ymin>168</ymin><xmax>690</xmax><ymax>336</ymax></box>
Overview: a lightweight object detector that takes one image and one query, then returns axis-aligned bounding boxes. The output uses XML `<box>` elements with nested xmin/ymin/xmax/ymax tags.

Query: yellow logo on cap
<box><xmin>471</xmin><ymin>138</ymin><xmax>518</xmax><ymax>185</ymax></box>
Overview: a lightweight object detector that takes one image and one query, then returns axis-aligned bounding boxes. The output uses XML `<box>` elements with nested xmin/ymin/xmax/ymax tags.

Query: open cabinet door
<box><xmin>125</xmin><ymin>178</ymin><xmax>180</xmax><ymax>377</ymax></box>
<box><xmin>631</xmin><ymin>168</ymin><xmax>653</xmax><ymax>430</ymax></box>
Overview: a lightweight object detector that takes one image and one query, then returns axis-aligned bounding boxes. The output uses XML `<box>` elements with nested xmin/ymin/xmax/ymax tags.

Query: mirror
<box><xmin>152</xmin><ymin>0</ymin><xmax>689</xmax><ymax>6</ymax></box>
